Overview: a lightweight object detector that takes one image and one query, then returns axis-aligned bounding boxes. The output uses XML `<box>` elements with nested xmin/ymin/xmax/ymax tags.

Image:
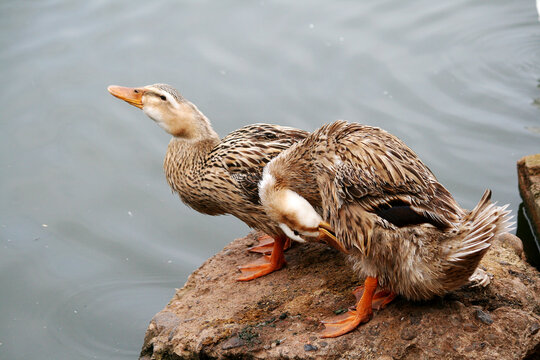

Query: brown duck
<box><xmin>107</xmin><ymin>83</ymin><xmax>309</xmax><ymax>280</ymax></box>
<box><xmin>259</xmin><ymin>120</ymin><xmax>512</xmax><ymax>337</ymax></box>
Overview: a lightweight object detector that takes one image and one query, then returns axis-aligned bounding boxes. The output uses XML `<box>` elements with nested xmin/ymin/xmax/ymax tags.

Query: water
<box><xmin>1</xmin><ymin>1</ymin><xmax>539</xmax><ymax>359</ymax></box>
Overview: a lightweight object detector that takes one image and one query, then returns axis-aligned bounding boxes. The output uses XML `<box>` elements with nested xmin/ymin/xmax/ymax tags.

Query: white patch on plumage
<box><xmin>260</xmin><ymin>168</ymin><xmax>322</xmax><ymax>241</ymax></box>
<box><xmin>258</xmin><ymin>167</ymin><xmax>275</xmax><ymax>195</ymax></box>
<box><xmin>143</xmin><ymin>106</ymin><xmax>170</xmax><ymax>133</ymax></box>
<box><xmin>279</xmin><ymin>223</ymin><xmax>306</xmax><ymax>242</ymax></box>
<box><xmin>281</xmin><ymin>189</ymin><xmax>322</xmax><ymax>231</ymax></box>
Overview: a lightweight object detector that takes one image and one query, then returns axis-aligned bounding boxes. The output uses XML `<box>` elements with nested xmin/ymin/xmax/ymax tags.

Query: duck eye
<box><xmin>293</xmin><ymin>230</ymin><xmax>299</xmax><ymax>236</ymax></box>
<box><xmin>160</xmin><ymin>95</ymin><xmax>166</xmax><ymax>101</ymax></box>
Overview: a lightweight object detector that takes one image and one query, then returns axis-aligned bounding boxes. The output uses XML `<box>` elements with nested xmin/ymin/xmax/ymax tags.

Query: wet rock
<box><xmin>531</xmin><ymin>323</ymin><xmax>540</xmax><ymax>336</ymax></box>
<box><xmin>517</xmin><ymin>154</ymin><xmax>540</xmax><ymax>237</ymax></box>
<box><xmin>464</xmin><ymin>342</ymin><xmax>487</xmax><ymax>352</ymax></box>
<box><xmin>303</xmin><ymin>344</ymin><xmax>318</xmax><ymax>351</ymax></box>
<box><xmin>474</xmin><ymin>309</ymin><xmax>494</xmax><ymax>325</ymax></box>
<box><xmin>463</xmin><ymin>323</ymin><xmax>478</xmax><ymax>332</ymax></box>
<box><xmin>140</xmin><ymin>231</ymin><xmax>540</xmax><ymax>360</ymax></box>
<box><xmin>400</xmin><ymin>327</ymin><xmax>416</xmax><ymax>340</ymax></box>
<box><xmin>409</xmin><ymin>313</ymin><xmax>422</xmax><ymax>325</ymax></box>
<box><xmin>221</xmin><ymin>336</ymin><xmax>244</xmax><ymax>350</ymax></box>
<box><xmin>368</xmin><ymin>323</ymin><xmax>381</xmax><ymax>336</ymax></box>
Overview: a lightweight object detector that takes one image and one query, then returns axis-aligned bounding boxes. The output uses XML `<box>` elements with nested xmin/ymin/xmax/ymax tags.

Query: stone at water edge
<box><xmin>518</xmin><ymin>154</ymin><xmax>540</xmax><ymax>238</ymax></box>
<box><xmin>140</xmin><ymin>231</ymin><xmax>540</xmax><ymax>360</ymax></box>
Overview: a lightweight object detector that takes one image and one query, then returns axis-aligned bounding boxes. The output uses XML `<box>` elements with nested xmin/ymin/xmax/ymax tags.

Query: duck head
<box><xmin>259</xmin><ymin>168</ymin><xmax>345</xmax><ymax>252</ymax></box>
<box><xmin>107</xmin><ymin>84</ymin><xmax>217</xmax><ymax>140</ymax></box>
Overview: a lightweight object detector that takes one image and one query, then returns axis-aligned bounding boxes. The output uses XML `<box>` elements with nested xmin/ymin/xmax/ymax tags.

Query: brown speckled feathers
<box><xmin>262</xmin><ymin>120</ymin><xmax>512</xmax><ymax>300</ymax></box>
<box><xmin>270</xmin><ymin>120</ymin><xmax>465</xmax><ymax>252</ymax></box>
<box><xmin>209</xmin><ymin>124</ymin><xmax>307</xmax><ymax>204</ymax></box>
<box><xmin>164</xmin><ymin>123</ymin><xmax>308</xmax><ymax>235</ymax></box>
<box><xmin>319</xmin><ymin>121</ymin><xmax>463</xmax><ymax>226</ymax></box>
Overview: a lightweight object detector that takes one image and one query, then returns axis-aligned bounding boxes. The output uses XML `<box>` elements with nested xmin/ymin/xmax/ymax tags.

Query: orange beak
<box><xmin>107</xmin><ymin>85</ymin><xmax>145</xmax><ymax>109</ymax></box>
<box><xmin>317</xmin><ymin>221</ymin><xmax>349</xmax><ymax>254</ymax></box>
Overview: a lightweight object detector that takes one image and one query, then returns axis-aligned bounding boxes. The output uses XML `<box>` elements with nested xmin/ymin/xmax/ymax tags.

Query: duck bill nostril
<box><xmin>107</xmin><ymin>85</ymin><xmax>145</xmax><ymax>109</ymax></box>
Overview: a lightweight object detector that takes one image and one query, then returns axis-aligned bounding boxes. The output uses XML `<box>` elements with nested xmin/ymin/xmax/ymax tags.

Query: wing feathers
<box><xmin>320</xmin><ymin>122</ymin><xmax>462</xmax><ymax>231</ymax></box>
<box><xmin>209</xmin><ymin>124</ymin><xmax>308</xmax><ymax>204</ymax></box>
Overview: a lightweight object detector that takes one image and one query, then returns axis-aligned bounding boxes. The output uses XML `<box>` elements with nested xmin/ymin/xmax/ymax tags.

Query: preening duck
<box><xmin>107</xmin><ymin>84</ymin><xmax>309</xmax><ymax>280</ymax></box>
<box><xmin>259</xmin><ymin>120</ymin><xmax>513</xmax><ymax>337</ymax></box>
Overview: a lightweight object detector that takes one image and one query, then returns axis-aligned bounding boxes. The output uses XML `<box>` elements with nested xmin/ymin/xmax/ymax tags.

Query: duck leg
<box><xmin>247</xmin><ymin>234</ymin><xmax>292</xmax><ymax>255</ymax></box>
<box><xmin>237</xmin><ymin>235</ymin><xmax>286</xmax><ymax>281</ymax></box>
<box><xmin>321</xmin><ymin>276</ymin><xmax>380</xmax><ymax>338</ymax></box>
<box><xmin>352</xmin><ymin>284</ymin><xmax>396</xmax><ymax>311</ymax></box>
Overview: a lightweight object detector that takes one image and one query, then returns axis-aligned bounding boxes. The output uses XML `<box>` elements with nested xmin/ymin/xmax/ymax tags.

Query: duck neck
<box><xmin>259</xmin><ymin>166</ymin><xmax>291</xmax><ymax>223</ymax></box>
<box><xmin>173</xmin><ymin>103</ymin><xmax>220</xmax><ymax>143</ymax></box>
<box><xmin>163</xmin><ymin>118</ymin><xmax>220</xmax><ymax>197</ymax></box>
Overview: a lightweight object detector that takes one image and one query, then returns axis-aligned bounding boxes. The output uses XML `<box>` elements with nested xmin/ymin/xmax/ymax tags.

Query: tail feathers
<box><xmin>447</xmin><ymin>189</ymin><xmax>513</xmax><ymax>265</ymax></box>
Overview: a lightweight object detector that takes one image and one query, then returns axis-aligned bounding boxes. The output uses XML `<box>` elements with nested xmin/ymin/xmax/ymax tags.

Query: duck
<box><xmin>107</xmin><ymin>83</ymin><xmax>311</xmax><ymax>281</ymax></box>
<box><xmin>259</xmin><ymin>120</ymin><xmax>513</xmax><ymax>337</ymax></box>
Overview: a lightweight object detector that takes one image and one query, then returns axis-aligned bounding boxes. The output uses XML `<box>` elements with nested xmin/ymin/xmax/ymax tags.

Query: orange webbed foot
<box><xmin>236</xmin><ymin>255</ymin><xmax>286</xmax><ymax>281</ymax></box>
<box><xmin>321</xmin><ymin>307</ymin><xmax>373</xmax><ymax>338</ymax></box>
<box><xmin>237</xmin><ymin>236</ymin><xmax>287</xmax><ymax>281</ymax></box>
<box><xmin>320</xmin><ymin>276</ymin><xmax>381</xmax><ymax>338</ymax></box>
<box><xmin>247</xmin><ymin>234</ymin><xmax>291</xmax><ymax>255</ymax></box>
<box><xmin>371</xmin><ymin>289</ymin><xmax>396</xmax><ymax>310</ymax></box>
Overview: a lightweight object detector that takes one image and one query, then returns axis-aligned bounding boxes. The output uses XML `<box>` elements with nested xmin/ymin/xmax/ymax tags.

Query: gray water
<box><xmin>1</xmin><ymin>1</ymin><xmax>539</xmax><ymax>359</ymax></box>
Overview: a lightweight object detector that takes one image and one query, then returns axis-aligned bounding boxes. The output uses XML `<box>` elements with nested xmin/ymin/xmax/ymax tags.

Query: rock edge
<box><xmin>518</xmin><ymin>154</ymin><xmax>540</xmax><ymax>238</ymax></box>
<box><xmin>140</xmin><ymin>232</ymin><xmax>539</xmax><ymax>360</ymax></box>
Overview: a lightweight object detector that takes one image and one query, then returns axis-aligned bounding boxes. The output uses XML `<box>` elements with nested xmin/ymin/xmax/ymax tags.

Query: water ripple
<box><xmin>46</xmin><ymin>278</ymin><xmax>174</xmax><ymax>359</ymax></box>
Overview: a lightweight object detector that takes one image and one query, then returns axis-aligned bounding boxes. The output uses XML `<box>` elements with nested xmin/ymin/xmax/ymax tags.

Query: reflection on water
<box><xmin>1</xmin><ymin>0</ymin><xmax>539</xmax><ymax>359</ymax></box>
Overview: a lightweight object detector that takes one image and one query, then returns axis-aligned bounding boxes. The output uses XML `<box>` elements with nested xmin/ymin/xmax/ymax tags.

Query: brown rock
<box><xmin>140</xmin><ymin>232</ymin><xmax>540</xmax><ymax>360</ymax></box>
<box><xmin>494</xmin><ymin>233</ymin><xmax>525</xmax><ymax>259</ymax></box>
<box><xmin>221</xmin><ymin>336</ymin><xmax>244</xmax><ymax>350</ymax></box>
<box><xmin>474</xmin><ymin>309</ymin><xmax>494</xmax><ymax>325</ymax></box>
<box><xmin>517</xmin><ymin>154</ymin><xmax>540</xmax><ymax>237</ymax></box>
<box><xmin>400</xmin><ymin>327</ymin><xmax>416</xmax><ymax>340</ymax></box>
